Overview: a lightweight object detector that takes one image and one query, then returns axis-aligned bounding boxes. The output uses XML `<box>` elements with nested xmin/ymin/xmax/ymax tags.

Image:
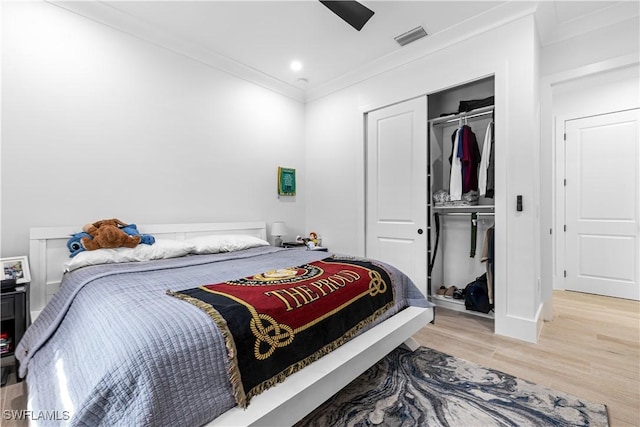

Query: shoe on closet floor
<box><xmin>436</xmin><ymin>286</ymin><xmax>447</xmax><ymax>296</ymax></box>
<box><xmin>453</xmin><ymin>288</ymin><xmax>466</xmax><ymax>300</ymax></box>
<box><xmin>444</xmin><ymin>286</ymin><xmax>457</xmax><ymax>298</ymax></box>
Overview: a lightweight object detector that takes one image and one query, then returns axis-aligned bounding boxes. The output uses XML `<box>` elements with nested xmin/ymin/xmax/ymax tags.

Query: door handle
<box><xmin>417</xmin><ymin>228</ymin><xmax>424</xmax><ymax>235</ymax></box>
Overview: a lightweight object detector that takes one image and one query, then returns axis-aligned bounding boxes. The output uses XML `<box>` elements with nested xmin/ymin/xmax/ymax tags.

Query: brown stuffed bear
<box><xmin>81</xmin><ymin>218</ymin><xmax>141</xmax><ymax>251</ymax></box>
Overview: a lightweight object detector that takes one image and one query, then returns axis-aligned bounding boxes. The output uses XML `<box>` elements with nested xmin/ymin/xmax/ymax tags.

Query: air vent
<box><xmin>394</xmin><ymin>26</ymin><xmax>428</xmax><ymax>46</ymax></box>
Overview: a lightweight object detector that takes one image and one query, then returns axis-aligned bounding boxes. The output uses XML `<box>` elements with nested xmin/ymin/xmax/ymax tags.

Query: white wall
<box><xmin>305</xmin><ymin>15</ymin><xmax>541</xmax><ymax>342</ymax></box>
<box><xmin>1</xmin><ymin>1</ymin><xmax>306</xmax><ymax>257</ymax></box>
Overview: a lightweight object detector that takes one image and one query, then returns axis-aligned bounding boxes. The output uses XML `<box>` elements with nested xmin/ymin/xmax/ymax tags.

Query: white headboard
<box><xmin>29</xmin><ymin>221</ymin><xmax>267</xmax><ymax>318</ymax></box>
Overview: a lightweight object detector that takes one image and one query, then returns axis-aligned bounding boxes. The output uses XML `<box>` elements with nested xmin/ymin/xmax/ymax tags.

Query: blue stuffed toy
<box><xmin>121</xmin><ymin>224</ymin><xmax>155</xmax><ymax>245</ymax></box>
<box><xmin>67</xmin><ymin>232</ymin><xmax>92</xmax><ymax>257</ymax></box>
<box><xmin>66</xmin><ymin>223</ymin><xmax>155</xmax><ymax>257</ymax></box>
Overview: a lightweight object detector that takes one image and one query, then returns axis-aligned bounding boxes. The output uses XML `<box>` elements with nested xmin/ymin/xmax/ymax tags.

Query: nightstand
<box><xmin>1</xmin><ymin>284</ymin><xmax>28</xmax><ymax>386</ymax></box>
<box><xmin>283</xmin><ymin>242</ymin><xmax>306</xmax><ymax>249</ymax></box>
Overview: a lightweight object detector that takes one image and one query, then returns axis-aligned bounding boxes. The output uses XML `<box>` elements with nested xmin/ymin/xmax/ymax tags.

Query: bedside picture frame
<box><xmin>278</xmin><ymin>167</ymin><xmax>296</xmax><ymax>196</ymax></box>
<box><xmin>1</xmin><ymin>256</ymin><xmax>31</xmax><ymax>284</ymax></box>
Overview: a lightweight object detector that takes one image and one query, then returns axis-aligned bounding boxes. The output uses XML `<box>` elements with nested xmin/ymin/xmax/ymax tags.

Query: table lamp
<box><xmin>271</xmin><ymin>221</ymin><xmax>287</xmax><ymax>247</ymax></box>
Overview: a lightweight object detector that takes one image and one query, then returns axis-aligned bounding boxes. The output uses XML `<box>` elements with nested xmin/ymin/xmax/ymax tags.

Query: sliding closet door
<box><xmin>565</xmin><ymin>109</ymin><xmax>639</xmax><ymax>300</ymax></box>
<box><xmin>365</xmin><ymin>97</ymin><xmax>427</xmax><ymax>296</ymax></box>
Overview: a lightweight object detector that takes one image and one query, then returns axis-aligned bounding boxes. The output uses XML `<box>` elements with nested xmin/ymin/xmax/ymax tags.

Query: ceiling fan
<box><xmin>319</xmin><ymin>1</ymin><xmax>375</xmax><ymax>31</ymax></box>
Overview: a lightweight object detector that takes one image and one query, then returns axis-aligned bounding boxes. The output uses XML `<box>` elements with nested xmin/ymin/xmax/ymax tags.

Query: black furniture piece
<box><xmin>1</xmin><ymin>283</ymin><xmax>28</xmax><ymax>386</ymax></box>
<box><xmin>282</xmin><ymin>241</ymin><xmax>306</xmax><ymax>249</ymax></box>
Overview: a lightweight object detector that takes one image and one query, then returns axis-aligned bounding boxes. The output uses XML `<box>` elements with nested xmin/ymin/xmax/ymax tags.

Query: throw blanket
<box><xmin>168</xmin><ymin>256</ymin><xmax>395</xmax><ymax>407</ymax></box>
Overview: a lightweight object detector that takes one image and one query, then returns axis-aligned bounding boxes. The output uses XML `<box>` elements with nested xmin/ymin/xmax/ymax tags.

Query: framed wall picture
<box><xmin>278</xmin><ymin>167</ymin><xmax>296</xmax><ymax>196</ymax></box>
<box><xmin>1</xmin><ymin>256</ymin><xmax>31</xmax><ymax>284</ymax></box>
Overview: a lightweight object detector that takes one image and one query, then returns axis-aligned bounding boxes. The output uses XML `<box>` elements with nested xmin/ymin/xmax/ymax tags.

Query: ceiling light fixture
<box><xmin>290</xmin><ymin>60</ymin><xmax>303</xmax><ymax>72</ymax></box>
<box><xmin>319</xmin><ymin>0</ymin><xmax>375</xmax><ymax>31</ymax></box>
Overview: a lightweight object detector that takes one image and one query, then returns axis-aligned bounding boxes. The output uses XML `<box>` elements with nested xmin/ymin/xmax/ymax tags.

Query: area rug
<box><xmin>296</xmin><ymin>346</ymin><xmax>608</xmax><ymax>427</ymax></box>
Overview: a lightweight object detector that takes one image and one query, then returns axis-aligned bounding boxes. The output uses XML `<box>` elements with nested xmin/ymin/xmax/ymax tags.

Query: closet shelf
<box><xmin>428</xmin><ymin>105</ymin><xmax>494</xmax><ymax>127</ymax></box>
<box><xmin>433</xmin><ymin>205</ymin><xmax>495</xmax><ymax>215</ymax></box>
<box><xmin>430</xmin><ymin>295</ymin><xmax>495</xmax><ymax>319</ymax></box>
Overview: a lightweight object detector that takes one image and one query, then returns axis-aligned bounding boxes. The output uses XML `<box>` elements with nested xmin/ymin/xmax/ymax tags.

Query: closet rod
<box><xmin>436</xmin><ymin>212</ymin><xmax>495</xmax><ymax>217</ymax></box>
<box><xmin>429</xmin><ymin>105</ymin><xmax>494</xmax><ymax>126</ymax></box>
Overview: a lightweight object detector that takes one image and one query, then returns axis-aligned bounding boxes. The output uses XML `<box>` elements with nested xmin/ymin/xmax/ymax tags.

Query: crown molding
<box><xmin>44</xmin><ymin>1</ymin><xmax>536</xmax><ymax>104</ymax></box>
<box><xmin>46</xmin><ymin>1</ymin><xmax>631</xmax><ymax>104</ymax></box>
<box><xmin>536</xmin><ymin>1</ymin><xmax>640</xmax><ymax>47</ymax></box>
<box><xmin>47</xmin><ymin>1</ymin><xmax>306</xmax><ymax>103</ymax></box>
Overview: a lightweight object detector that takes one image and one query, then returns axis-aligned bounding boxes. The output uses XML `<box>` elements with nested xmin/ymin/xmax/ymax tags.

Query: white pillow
<box><xmin>64</xmin><ymin>239</ymin><xmax>194</xmax><ymax>271</ymax></box>
<box><xmin>133</xmin><ymin>239</ymin><xmax>195</xmax><ymax>260</ymax></box>
<box><xmin>187</xmin><ymin>234</ymin><xmax>269</xmax><ymax>254</ymax></box>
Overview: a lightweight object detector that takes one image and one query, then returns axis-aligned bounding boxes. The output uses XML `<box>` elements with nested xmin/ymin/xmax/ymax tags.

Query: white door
<box><xmin>366</xmin><ymin>97</ymin><xmax>427</xmax><ymax>296</ymax></box>
<box><xmin>565</xmin><ymin>109</ymin><xmax>640</xmax><ymax>300</ymax></box>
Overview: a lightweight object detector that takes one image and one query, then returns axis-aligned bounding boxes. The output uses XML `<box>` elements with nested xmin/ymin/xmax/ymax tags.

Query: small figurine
<box><xmin>304</xmin><ymin>231</ymin><xmax>322</xmax><ymax>249</ymax></box>
<box><xmin>309</xmin><ymin>232</ymin><xmax>318</xmax><ymax>245</ymax></box>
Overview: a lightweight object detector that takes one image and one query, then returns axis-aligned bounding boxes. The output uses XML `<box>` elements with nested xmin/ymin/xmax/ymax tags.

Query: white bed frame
<box><xmin>28</xmin><ymin>221</ymin><xmax>434</xmax><ymax>426</ymax></box>
<box><xmin>28</xmin><ymin>221</ymin><xmax>268</xmax><ymax>319</ymax></box>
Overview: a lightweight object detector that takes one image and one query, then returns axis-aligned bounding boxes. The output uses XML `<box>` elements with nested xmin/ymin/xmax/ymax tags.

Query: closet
<box><xmin>427</xmin><ymin>76</ymin><xmax>496</xmax><ymax>321</ymax></box>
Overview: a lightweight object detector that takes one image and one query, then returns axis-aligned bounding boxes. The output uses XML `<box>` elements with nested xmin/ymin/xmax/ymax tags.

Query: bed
<box><xmin>21</xmin><ymin>221</ymin><xmax>434</xmax><ymax>426</ymax></box>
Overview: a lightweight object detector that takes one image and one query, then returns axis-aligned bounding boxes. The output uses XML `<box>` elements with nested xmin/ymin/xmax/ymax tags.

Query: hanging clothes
<box><xmin>449</xmin><ymin>125</ymin><xmax>481</xmax><ymax>200</ymax></box>
<box><xmin>470</xmin><ymin>212</ymin><xmax>477</xmax><ymax>258</ymax></box>
<box><xmin>480</xmin><ymin>225</ymin><xmax>495</xmax><ymax>305</ymax></box>
<box><xmin>478</xmin><ymin>121</ymin><xmax>493</xmax><ymax>197</ymax></box>
<box><xmin>460</xmin><ymin>125</ymin><xmax>481</xmax><ymax>194</ymax></box>
<box><xmin>449</xmin><ymin>128</ymin><xmax>463</xmax><ymax>200</ymax></box>
<box><xmin>485</xmin><ymin>122</ymin><xmax>495</xmax><ymax>198</ymax></box>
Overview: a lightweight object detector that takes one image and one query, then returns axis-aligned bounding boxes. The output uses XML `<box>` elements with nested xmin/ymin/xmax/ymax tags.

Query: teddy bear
<box><xmin>81</xmin><ymin>218</ymin><xmax>142</xmax><ymax>251</ymax></box>
<box><xmin>66</xmin><ymin>222</ymin><xmax>155</xmax><ymax>257</ymax></box>
<box><xmin>120</xmin><ymin>224</ymin><xmax>155</xmax><ymax>246</ymax></box>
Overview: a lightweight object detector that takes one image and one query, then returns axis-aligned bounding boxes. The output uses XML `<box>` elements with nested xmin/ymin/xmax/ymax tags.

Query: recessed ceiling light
<box><xmin>290</xmin><ymin>60</ymin><xmax>303</xmax><ymax>72</ymax></box>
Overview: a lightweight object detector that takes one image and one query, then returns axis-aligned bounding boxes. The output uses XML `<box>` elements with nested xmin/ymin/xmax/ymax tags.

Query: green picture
<box><xmin>278</xmin><ymin>167</ymin><xmax>296</xmax><ymax>196</ymax></box>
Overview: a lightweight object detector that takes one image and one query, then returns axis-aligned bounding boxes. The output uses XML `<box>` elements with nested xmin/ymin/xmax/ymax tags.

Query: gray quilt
<box><xmin>16</xmin><ymin>247</ymin><xmax>430</xmax><ymax>426</ymax></box>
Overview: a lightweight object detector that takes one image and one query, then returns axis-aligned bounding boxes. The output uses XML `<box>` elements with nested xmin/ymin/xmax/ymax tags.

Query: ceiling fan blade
<box><xmin>319</xmin><ymin>1</ymin><xmax>375</xmax><ymax>31</ymax></box>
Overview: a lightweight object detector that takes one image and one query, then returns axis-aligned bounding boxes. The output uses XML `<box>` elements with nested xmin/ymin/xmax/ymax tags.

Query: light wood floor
<box><xmin>1</xmin><ymin>361</ymin><xmax>27</xmax><ymax>427</ymax></box>
<box><xmin>2</xmin><ymin>290</ymin><xmax>638</xmax><ymax>426</ymax></box>
<box><xmin>415</xmin><ymin>290</ymin><xmax>640</xmax><ymax>427</ymax></box>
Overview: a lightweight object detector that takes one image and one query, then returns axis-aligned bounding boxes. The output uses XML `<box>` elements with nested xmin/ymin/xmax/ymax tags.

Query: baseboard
<box><xmin>536</xmin><ymin>303</ymin><xmax>545</xmax><ymax>340</ymax></box>
<box><xmin>495</xmin><ymin>308</ymin><xmax>542</xmax><ymax>344</ymax></box>
<box><xmin>542</xmin><ymin>296</ymin><xmax>554</xmax><ymax>321</ymax></box>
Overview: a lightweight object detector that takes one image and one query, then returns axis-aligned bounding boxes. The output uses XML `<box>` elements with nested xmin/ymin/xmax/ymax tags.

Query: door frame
<box><xmin>540</xmin><ymin>54</ymin><xmax>639</xmax><ymax>324</ymax></box>
<box><xmin>551</xmin><ymin>57</ymin><xmax>640</xmax><ymax>292</ymax></box>
<box><xmin>553</xmin><ymin>113</ymin><xmax>567</xmax><ymax>291</ymax></box>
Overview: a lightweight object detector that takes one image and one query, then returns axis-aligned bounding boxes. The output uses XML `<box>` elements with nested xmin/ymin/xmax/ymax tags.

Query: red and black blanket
<box><xmin>168</xmin><ymin>256</ymin><xmax>395</xmax><ymax>407</ymax></box>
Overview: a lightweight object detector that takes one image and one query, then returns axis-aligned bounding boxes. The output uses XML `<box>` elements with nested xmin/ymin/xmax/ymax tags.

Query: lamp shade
<box><xmin>271</xmin><ymin>221</ymin><xmax>287</xmax><ymax>237</ymax></box>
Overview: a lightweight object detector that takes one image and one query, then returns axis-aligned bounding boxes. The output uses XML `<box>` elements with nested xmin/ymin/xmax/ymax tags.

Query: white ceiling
<box><xmin>53</xmin><ymin>1</ymin><xmax>638</xmax><ymax>101</ymax></box>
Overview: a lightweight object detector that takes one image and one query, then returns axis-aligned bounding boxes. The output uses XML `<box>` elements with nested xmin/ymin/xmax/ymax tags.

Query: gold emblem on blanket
<box><xmin>368</xmin><ymin>270</ymin><xmax>387</xmax><ymax>296</ymax></box>
<box><xmin>250</xmin><ymin>313</ymin><xmax>295</xmax><ymax>359</ymax></box>
<box><xmin>253</xmin><ymin>268</ymin><xmax>298</xmax><ymax>281</ymax></box>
